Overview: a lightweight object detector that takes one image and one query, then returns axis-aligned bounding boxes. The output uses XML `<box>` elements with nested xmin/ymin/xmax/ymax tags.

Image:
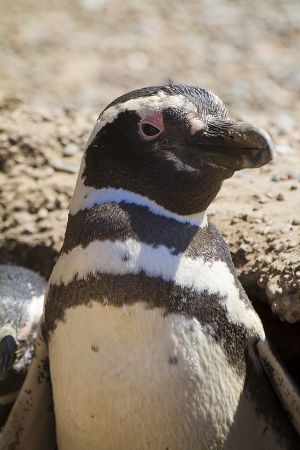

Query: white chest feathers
<box><xmin>49</xmin><ymin>302</ymin><xmax>245</xmax><ymax>450</ymax></box>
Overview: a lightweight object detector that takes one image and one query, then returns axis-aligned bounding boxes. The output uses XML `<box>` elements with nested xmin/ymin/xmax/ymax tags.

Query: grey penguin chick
<box><xmin>2</xmin><ymin>84</ymin><xmax>300</xmax><ymax>450</ymax></box>
<box><xmin>0</xmin><ymin>265</ymin><xmax>45</xmax><ymax>428</ymax></box>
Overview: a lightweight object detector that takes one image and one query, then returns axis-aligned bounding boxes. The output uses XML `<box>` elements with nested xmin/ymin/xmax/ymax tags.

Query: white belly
<box><xmin>49</xmin><ymin>302</ymin><xmax>244</xmax><ymax>450</ymax></box>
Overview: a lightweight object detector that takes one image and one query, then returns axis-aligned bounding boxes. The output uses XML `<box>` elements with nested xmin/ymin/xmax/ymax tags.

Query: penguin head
<box><xmin>81</xmin><ymin>83</ymin><xmax>273</xmax><ymax>215</ymax></box>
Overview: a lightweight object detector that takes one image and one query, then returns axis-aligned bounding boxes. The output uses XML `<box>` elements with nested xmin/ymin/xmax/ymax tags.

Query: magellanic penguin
<box><xmin>2</xmin><ymin>84</ymin><xmax>300</xmax><ymax>450</ymax></box>
<box><xmin>0</xmin><ymin>265</ymin><xmax>45</xmax><ymax>428</ymax></box>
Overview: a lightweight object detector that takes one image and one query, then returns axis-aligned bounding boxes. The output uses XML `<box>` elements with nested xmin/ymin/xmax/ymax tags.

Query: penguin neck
<box><xmin>69</xmin><ymin>158</ymin><xmax>208</xmax><ymax>228</ymax></box>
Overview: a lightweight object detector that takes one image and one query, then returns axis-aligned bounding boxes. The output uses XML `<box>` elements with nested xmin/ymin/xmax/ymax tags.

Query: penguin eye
<box><xmin>139</xmin><ymin>120</ymin><xmax>163</xmax><ymax>140</ymax></box>
<box><xmin>141</xmin><ymin>123</ymin><xmax>161</xmax><ymax>137</ymax></box>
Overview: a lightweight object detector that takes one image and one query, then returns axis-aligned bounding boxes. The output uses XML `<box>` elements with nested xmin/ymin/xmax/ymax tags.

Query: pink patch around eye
<box><xmin>187</xmin><ymin>112</ymin><xmax>204</xmax><ymax>135</ymax></box>
<box><xmin>139</xmin><ymin>111</ymin><xmax>164</xmax><ymax>140</ymax></box>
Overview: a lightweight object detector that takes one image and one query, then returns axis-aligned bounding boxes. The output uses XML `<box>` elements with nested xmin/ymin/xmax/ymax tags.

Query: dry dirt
<box><xmin>0</xmin><ymin>0</ymin><xmax>299</xmax><ymax>380</ymax></box>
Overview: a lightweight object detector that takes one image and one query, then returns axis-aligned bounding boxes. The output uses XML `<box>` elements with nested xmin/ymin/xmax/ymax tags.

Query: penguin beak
<box><xmin>192</xmin><ymin>118</ymin><xmax>274</xmax><ymax>171</ymax></box>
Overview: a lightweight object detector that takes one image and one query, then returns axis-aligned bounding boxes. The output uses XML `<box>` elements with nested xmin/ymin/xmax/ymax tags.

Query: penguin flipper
<box><xmin>0</xmin><ymin>324</ymin><xmax>56</xmax><ymax>450</ymax></box>
<box><xmin>257</xmin><ymin>339</ymin><xmax>300</xmax><ymax>435</ymax></box>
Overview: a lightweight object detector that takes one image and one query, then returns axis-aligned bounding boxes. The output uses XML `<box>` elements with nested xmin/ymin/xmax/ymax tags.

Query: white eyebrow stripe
<box><xmin>96</xmin><ymin>92</ymin><xmax>196</xmax><ymax>133</ymax></box>
<box><xmin>80</xmin><ymin>93</ymin><xmax>193</xmax><ymax>152</ymax></box>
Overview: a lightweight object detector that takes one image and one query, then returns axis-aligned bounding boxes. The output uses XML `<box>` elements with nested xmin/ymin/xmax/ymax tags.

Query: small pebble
<box><xmin>63</xmin><ymin>143</ymin><xmax>79</xmax><ymax>157</ymax></box>
<box><xmin>266</xmin><ymin>283</ymin><xmax>281</xmax><ymax>301</ymax></box>
<box><xmin>292</xmin><ymin>218</ymin><xmax>300</xmax><ymax>225</ymax></box>
<box><xmin>267</xmin><ymin>223</ymin><xmax>288</xmax><ymax>234</ymax></box>
<box><xmin>38</xmin><ymin>225</ymin><xmax>52</xmax><ymax>232</ymax></box>
<box><xmin>51</xmin><ymin>159</ymin><xmax>78</xmax><ymax>174</ymax></box>
<box><xmin>287</xmin><ymin>172</ymin><xmax>300</xmax><ymax>181</ymax></box>
<box><xmin>253</xmin><ymin>194</ymin><xmax>269</xmax><ymax>204</ymax></box>
<box><xmin>259</xmin><ymin>196</ymin><xmax>269</xmax><ymax>204</ymax></box>
<box><xmin>14</xmin><ymin>212</ymin><xmax>32</xmax><ymax>225</ymax></box>
<box><xmin>243</xmin><ymin>235</ymin><xmax>254</xmax><ymax>244</ymax></box>
<box><xmin>37</xmin><ymin>208</ymin><xmax>48</xmax><ymax>220</ymax></box>
<box><xmin>21</xmin><ymin>224</ymin><xmax>36</xmax><ymax>235</ymax></box>
<box><xmin>287</xmin><ymin>241</ymin><xmax>298</xmax><ymax>249</ymax></box>
<box><xmin>276</xmin><ymin>193</ymin><xmax>285</xmax><ymax>201</ymax></box>
<box><xmin>271</xmin><ymin>174</ymin><xmax>287</xmax><ymax>182</ymax></box>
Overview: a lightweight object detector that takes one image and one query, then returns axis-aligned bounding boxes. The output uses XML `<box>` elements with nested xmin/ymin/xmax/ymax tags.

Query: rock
<box><xmin>271</xmin><ymin>296</ymin><xmax>300</xmax><ymax>324</ymax></box>
<box><xmin>287</xmin><ymin>172</ymin><xmax>300</xmax><ymax>181</ymax></box>
<box><xmin>276</xmin><ymin>193</ymin><xmax>285</xmax><ymax>201</ymax></box>
<box><xmin>14</xmin><ymin>212</ymin><xmax>32</xmax><ymax>225</ymax></box>
<box><xmin>37</xmin><ymin>208</ymin><xmax>48</xmax><ymax>220</ymax></box>
<box><xmin>21</xmin><ymin>224</ymin><xmax>37</xmax><ymax>235</ymax></box>
<box><xmin>286</xmin><ymin>241</ymin><xmax>298</xmax><ymax>249</ymax></box>
<box><xmin>266</xmin><ymin>282</ymin><xmax>282</xmax><ymax>301</ymax></box>
<box><xmin>259</xmin><ymin>196</ymin><xmax>270</xmax><ymax>204</ymax></box>
<box><xmin>243</xmin><ymin>235</ymin><xmax>254</xmax><ymax>244</ymax></box>
<box><xmin>50</xmin><ymin>159</ymin><xmax>78</xmax><ymax>174</ymax></box>
<box><xmin>271</xmin><ymin>174</ymin><xmax>287</xmax><ymax>182</ymax></box>
<box><xmin>63</xmin><ymin>143</ymin><xmax>79</xmax><ymax>157</ymax></box>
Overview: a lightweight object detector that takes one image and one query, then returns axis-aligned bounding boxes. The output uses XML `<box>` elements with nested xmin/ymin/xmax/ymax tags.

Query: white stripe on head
<box><xmin>70</xmin><ymin>183</ymin><xmax>207</xmax><ymax>227</ymax></box>
<box><xmin>98</xmin><ymin>92</ymin><xmax>195</xmax><ymax>133</ymax></box>
<box><xmin>80</xmin><ymin>92</ymin><xmax>195</xmax><ymax>158</ymax></box>
<box><xmin>49</xmin><ymin>238</ymin><xmax>264</xmax><ymax>336</ymax></box>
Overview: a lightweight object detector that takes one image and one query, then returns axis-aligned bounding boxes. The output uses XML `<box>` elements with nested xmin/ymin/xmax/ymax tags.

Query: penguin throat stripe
<box><xmin>48</xmin><ymin>238</ymin><xmax>264</xmax><ymax>335</ymax></box>
<box><xmin>69</xmin><ymin>181</ymin><xmax>208</xmax><ymax>227</ymax></box>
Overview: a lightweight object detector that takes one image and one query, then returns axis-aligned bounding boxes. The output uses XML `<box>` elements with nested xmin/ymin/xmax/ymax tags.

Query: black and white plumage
<box><xmin>0</xmin><ymin>265</ymin><xmax>45</xmax><ymax>428</ymax></box>
<box><xmin>2</xmin><ymin>84</ymin><xmax>300</xmax><ymax>450</ymax></box>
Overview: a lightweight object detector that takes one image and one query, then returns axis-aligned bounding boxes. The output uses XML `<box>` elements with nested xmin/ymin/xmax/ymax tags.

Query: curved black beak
<box><xmin>193</xmin><ymin>118</ymin><xmax>274</xmax><ymax>171</ymax></box>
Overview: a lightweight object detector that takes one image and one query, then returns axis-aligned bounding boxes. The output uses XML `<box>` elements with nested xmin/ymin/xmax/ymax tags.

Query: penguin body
<box><xmin>2</xmin><ymin>84</ymin><xmax>299</xmax><ymax>449</ymax></box>
<box><xmin>0</xmin><ymin>265</ymin><xmax>45</xmax><ymax>428</ymax></box>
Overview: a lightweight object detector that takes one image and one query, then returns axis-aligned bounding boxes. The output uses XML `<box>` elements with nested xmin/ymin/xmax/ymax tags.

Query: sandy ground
<box><xmin>0</xmin><ymin>0</ymin><xmax>299</xmax><ymax>379</ymax></box>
